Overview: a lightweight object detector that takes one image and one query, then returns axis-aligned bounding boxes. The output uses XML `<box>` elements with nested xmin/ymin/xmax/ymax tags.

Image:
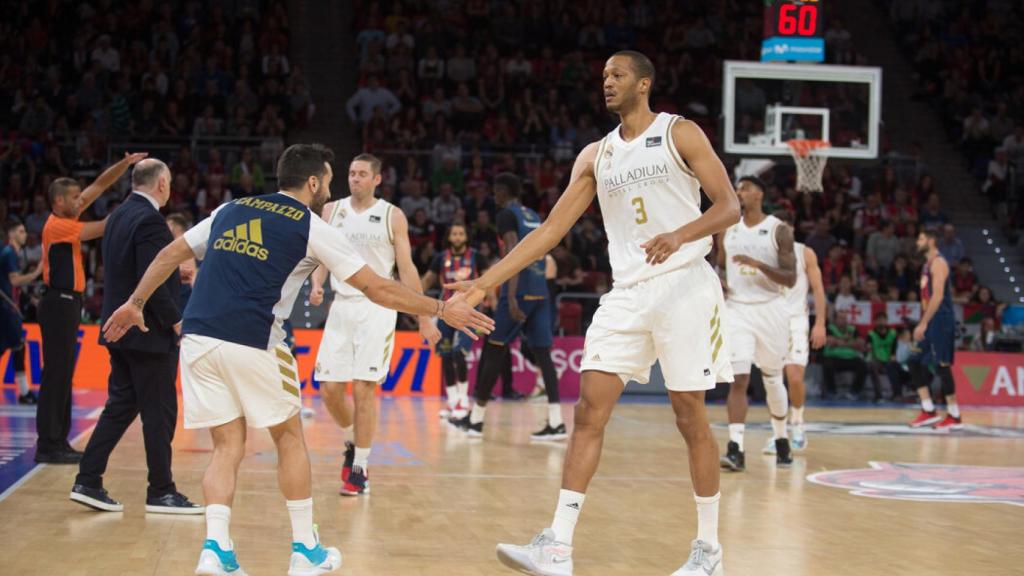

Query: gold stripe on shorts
<box><xmin>281</xmin><ymin>380</ymin><xmax>300</xmax><ymax>398</ymax></box>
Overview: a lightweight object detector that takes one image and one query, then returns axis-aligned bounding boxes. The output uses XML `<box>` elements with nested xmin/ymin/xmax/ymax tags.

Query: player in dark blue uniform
<box><xmin>908</xmin><ymin>228</ymin><xmax>962</xmax><ymax>431</ymax></box>
<box><xmin>1</xmin><ymin>221</ymin><xmax>42</xmax><ymax>404</ymax></box>
<box><xmin>453</xmin><ymin>173</ymin><xmax>565</xmax><ymax>440</ymax></box>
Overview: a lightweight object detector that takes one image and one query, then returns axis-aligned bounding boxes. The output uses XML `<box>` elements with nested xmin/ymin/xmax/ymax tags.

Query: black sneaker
<box><xmin>17</xmin><ymin>391</ymin><xmax>38</xmax><ymax>405</ymax></box>
<box><xmin>61</xmin><ymin>441</ymin><xmax>84</xmax><ymax>458</ymax></box>
<box><xmin>530</xmin><ymin>423</ymin><xmax>568</xmax><ymax>441</ymax></box>
<box><xmin>145</xmin><ymin>491</ymin><xmax>204</xmax><ymax>515</ymax></box>
<box><xmin>451</xmin><ymin>415</ymin><xmax>483</xmax><ymax>438</ymax></box>
<box><xmin>341</xmin><ymin>440</ymin><xmax>355</xmax><ymax>483</ymax></box>
<box><xmin>70</xmin><ymin>484</ymin><xmax>124</xmax><ymax>512</ymax></box>
<box><xmin>340</xmin><ymin>465</ymin><xmax>370</xmax><ymax>496</ymax></box>
<box><xmin>502</xmin><ymin>391</ymin><xmax>526</xmax><ymax>401</ymax></box>
<box><xmin>35</xmin><ymin>448</ymin><xmax>82</xmax><ymax>464</ymax></box>
<box><xmin>775</xmin><ymin>438</ymin><xmax>793</xmax><ymax>468</ymax></box>
<box><xmin>720</xmin><ymin>441</ymin><xmax>745</xmax><ymax>472</ymax></box>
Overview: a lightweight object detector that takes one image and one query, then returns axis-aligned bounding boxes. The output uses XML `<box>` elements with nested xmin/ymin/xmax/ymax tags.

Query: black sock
<box><xmin>454</xmin><ymin>354</ymin><xmax>467</xmax><ymax>382</ymax></box>
<box><xmin>530</xmin><ymin>347</ymin><xmax>560</xmax><ymax>403</ymax></box>
<box><xmin>475</xmin><ymin>344</ymin><xmax>506</xmax><ymax>405</ymax></box>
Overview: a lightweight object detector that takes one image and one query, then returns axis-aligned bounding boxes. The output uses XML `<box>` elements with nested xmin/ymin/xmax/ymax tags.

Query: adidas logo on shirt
<box><xmin>212</xmin><ymin>219</ymin><xmax>270</xmax><ymax>261</ymax></box>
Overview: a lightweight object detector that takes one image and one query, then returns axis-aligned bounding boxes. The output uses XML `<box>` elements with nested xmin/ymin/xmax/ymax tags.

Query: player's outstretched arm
<box><xmin>445</xmin><ymin>142</ymin><xmax>599</xmax><ymax>305</ymax></box>
<box><xmin>80</xmin><ymin>152</ymin><xmax>149</xmax><ymax>214</ymax></box>
<box><xmin>103</xmin><ymin>236</ymin><xmax>196</xmax><ymax>341</ymax></box>
<box><xmin>805</xmin><ymin>246</ymin><xmax>827</xmax><ymax>348</ymax></box>
<box><xmin>642</xmin><ymin>120</ymin><xmax>741</xmax><ymax>265</ymax></box>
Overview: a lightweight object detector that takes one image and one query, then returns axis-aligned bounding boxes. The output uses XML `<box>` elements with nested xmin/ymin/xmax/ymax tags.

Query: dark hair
<box><xmin>737</xmin><ymin>175</ymin><xmax>767</xmax><ymax>193</ymax></box>
<box><xmin>351</xmin><ymin>153</ymin><xmax>382</xmax><ymax>175</ymax></box>
<box><xmin>613</xmin><ymin>50</ymin><xmax>656</xmax><ymax>87</ymax></box>
<box><xmin>47</xmin><ymin>177</ymin><xmax>80</xmax><ymax>206</ymax></box>
<box><xmin>921</xmin><ymin>227</ymin><xmax>940</xmax><ymax>241</ymax></box>
<box><xmin>773</xmin><ymin>209</ymin><xmax>793</xmax><ymax>225</ymax></box>
<box><xmin>494</xmin><ymin>172</ymin><xmax>521</xmax><ymax>198</ymax></box>
<box><xmin>276</xmin><ymin>143</ymin><xmax>335</xmax><ymax>191</ymax></box>
<box><xmin>132</xmin><ymin>159</ymin><xmax>169</xmax><ymax>188</ymax></box>
<box><xmin>4</xmin><ymin>219</ymin><xmax>24</xmax><ymax>237</ymax></box>
<box><xmin>166</xmin><ymin>212</ymin><xmax>191</xmax><ymax>230</ymax></box>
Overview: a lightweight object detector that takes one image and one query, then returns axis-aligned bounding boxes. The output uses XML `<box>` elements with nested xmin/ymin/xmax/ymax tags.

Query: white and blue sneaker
<box><xmin>791</xmin><ymin>425</ymin><xmax>808</xmax><ymax>451</ymax></box>
<box><xmin>195</xmin><ymin>539</ymin><xmax>246</xmax><ymax>575</ymax></box>
<box><xmin>672</xmin><ymin>539</ymin><xmax>724</xmax><ymax>576</ymax></box>
<box><xmin>762</xmin><ymin>436</ymin><xmax>777</xmax><ymax>455</ymax></box>
<box><xmin>495</xmin><ymin>528</ymin><xmax>573</xmax><ymax>576</ymax></box>
<box><xmin>288</xmin><ymin>527</ymin><xmax>342</xmax><ymax>576</ymax></box>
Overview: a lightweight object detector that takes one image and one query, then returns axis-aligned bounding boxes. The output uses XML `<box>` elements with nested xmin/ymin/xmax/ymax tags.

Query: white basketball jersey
<box><xmin>594</xmin><ymin>112</ymin><xmax>710</xmax><ymax>288</ymax></box>
<box><xmin>724</xmin><ymin>214</ymin><xmax>785</xmax><ymax>304</ymax></box>
<box><xmin>784</xmin><ymin>242</ymin><xmax>809</xmax><ymax>317</ymax></box>
<box><xmin>326</xmin><ymin>196</ymin><xmax>396</xmax><ymax>296</ymax></box>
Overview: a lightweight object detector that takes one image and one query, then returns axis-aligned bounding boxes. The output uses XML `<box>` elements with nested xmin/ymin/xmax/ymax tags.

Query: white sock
<box><xmin>921</xmin><ymin>398</ymin><xmax>935</xmax><ymax>412</ymax></box>
<box><xmin>771</xmin><ymin>417</ymin><xmax>788</xmax><ymax>440</ymax></box>
<box><xmin>445</xmin><ymin>386</ymin><xmax>458</xmax><ymax>408</ymax></box>
<box><xmin>947</xmin><ymin>399</ymin><xmax>960</xmax><ymax>419</ymax></box>
<box><xmin>551</xmin><ymin>489</ymin><xmax>585</xmax><ymax>545</ymax></box>
<box><xmin>470</xmin><ymin>403</ymin><xmax>486</xmax><ymax>425</ymax></box>
<box><xmin>286</xmin><ymin>498</ymin><xmax>317</xmax><ymax>548</ymax></box>
<box><xmin>694</xmin><ymin>492</ymin><xmax>720</xmax><ymax>546</ymax></box>
<box><xmin>15</xmin><ymin>371</ymin><xmax>29</xmax><ymax>396</ymax></box>
<box><xmin>790</xmin><ymin>406</ymin><xmax>804</xmax><ymax>426</ymax></box>
<box><xmin>457</xmin><ymin>381</ymin><xmax>469</xmax><ymax>404</ymax></box>
<box><xmin>548</xmin><ymin>403</ymin><xmax>563</xmax><ymax>427</ymax></box>
<box><xmin>728</xmin><ymin>424</ymin><xmax>745</xmax><ymax>451</ymax></box>
<box><xmin>205</xmin><ymin>504</ymin><xmax>232</xmax><ymax>550</ymax></box>
<box><xmin>353</xmin><ymin>447</ymin><xmax>371</xmax><ymax>470</ymax></box>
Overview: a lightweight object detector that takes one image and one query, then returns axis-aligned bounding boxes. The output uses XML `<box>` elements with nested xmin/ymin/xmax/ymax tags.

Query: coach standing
<box><xmin>70</xmin><ymin>159</ymin><xmax>201</xmax><ymax>513</ymax></box>
<box><xmin>35</xmin><ymin>152</ymin><xmax>147</xmax><ymax>464</ymax></box>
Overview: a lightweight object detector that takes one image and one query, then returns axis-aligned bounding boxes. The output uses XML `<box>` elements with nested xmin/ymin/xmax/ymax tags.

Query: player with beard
<box><xmin>103</xmin><ymin>144</ymin><xmax>493</xmax><ymax>576</ymax></box>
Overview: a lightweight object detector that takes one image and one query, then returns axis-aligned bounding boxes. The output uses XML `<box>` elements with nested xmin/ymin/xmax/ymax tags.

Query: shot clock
<box><xmin>761</xmin><ymin>0</ymin><xmax>825</xmax><ymax>62</ymax></box>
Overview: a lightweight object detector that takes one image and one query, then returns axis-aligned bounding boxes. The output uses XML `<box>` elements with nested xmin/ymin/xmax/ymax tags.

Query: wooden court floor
<box><xmin>1</xmin><ymin>398</ymin><xmax>1022</xmax><ymax>575</ymax></box>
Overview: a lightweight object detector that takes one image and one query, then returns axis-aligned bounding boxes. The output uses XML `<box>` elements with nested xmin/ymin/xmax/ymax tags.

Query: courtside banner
<box><xmin>2</xmin><ymin>324</ymin><xmax>585</xmax><ymax>398</ymax></box>
<box><xmin>954</xmin><ymin>351</ymin><xmax>1024</xmax><ymax>407</ymax></box>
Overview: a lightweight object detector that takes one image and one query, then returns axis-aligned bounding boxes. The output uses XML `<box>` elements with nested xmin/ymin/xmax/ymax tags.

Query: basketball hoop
<box><xmin>786</xmin><ymin>140</ymin><xmax>830</xmax><ymax>193</ymax></box>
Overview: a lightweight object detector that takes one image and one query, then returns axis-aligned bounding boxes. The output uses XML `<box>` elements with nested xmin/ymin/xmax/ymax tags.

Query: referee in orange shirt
<box><xmin>35</xmin><ymin>152</ymin><xmax>148</xmax><ymax>464</ymax></box>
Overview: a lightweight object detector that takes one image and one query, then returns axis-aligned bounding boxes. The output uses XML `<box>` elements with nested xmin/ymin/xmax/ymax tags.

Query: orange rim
<box><xmin>786</xmin><ymin>139</ymin><xmax>830</xmax><ymax>158</ymax></box>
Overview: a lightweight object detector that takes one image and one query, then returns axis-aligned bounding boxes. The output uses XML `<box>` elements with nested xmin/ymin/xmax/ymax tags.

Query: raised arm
<box><xmin>392</xmin><ymin>206</ymin><xmax>441</xmax><ymax>345</ymax></box>
<box><xmin>450</xmin><ymin>142</ymin><xmax>599</xmax><ymax>305</ymax></box>
<box><xmin>731</xmin><ymin>224</ymin><xmax>797</xmax><ymax>288</ymax></box>
<box><xmin>805</xmin><ymin>246</ymin><xmax>827</xmax><ymax>348</ymax></box>
<box><xmin>641</xmin><ymin>119</ymin><xmax>741</xmax><ymax>264</ymax></box>
<box><xmin>79</xmin><ymin>152</ymin><xmax>149</xmax><ymax>214</ymax></box>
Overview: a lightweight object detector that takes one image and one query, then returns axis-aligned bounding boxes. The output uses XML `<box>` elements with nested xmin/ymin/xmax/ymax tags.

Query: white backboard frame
<box><xmin>723</xmin><ymin>60</ymin><xmax>882</xmax><ymax>160</ymax></box>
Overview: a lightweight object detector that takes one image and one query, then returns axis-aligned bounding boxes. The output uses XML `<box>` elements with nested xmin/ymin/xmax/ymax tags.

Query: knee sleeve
<box><xmin>763</xmin><ymin>372</ymin><xmax>788</xmax><ymax>420</ymax></box>
<box><xmin>910</xmin><ymin>361</ymin><xmax>931</xmax><ymax>392</ymax></box>
<box><xmin>530</xmin><ymin>347</ymin><xmax>560</xmax><ymax>404</ymax></box>
<box><xmin>937</xmin><ymin>365</ymin><xmax>956</xmax><ymax>396</ymax></box>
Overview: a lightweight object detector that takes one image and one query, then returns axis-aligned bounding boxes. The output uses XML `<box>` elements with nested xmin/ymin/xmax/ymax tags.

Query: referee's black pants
<box><xmin>76</xmin><ymin>348</ymin><xmax>179</xmax><ymax>498</ymax></box>
<box><xmin>36</xmin><ymin>289</ymin><xmax>82</xmax><ymax>453</ymax></box>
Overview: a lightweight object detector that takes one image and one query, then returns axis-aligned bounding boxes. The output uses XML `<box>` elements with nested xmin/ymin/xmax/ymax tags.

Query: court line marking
<box><xmin>0</xmin><ymin>425</ymin><xmax>97</xmax><ymax>504</ymax></box>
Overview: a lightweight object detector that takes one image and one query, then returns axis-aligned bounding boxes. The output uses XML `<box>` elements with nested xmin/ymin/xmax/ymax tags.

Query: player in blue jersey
<box><xmin>907</xmin><ymin>228</ymin><xmax>962</xmax><ymax>431</ymax></box>
<box><xmin>1</xmin><ymin>221</ymin><xmax>43</xmax><ymax>404</ymax></box>
<box><xmin>103</xmin><ymin>144</ymin><xmax>493</xmax><ymax>576</ymax></box>
<box><xmin>451</xmin><ymin>173</ymin><xmax>565</xmax><ymax>441</ymax></box>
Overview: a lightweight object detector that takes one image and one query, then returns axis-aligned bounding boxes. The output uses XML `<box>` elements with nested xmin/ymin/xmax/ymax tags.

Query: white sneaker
<box><xmin>496</xmin><ymin>528</ymin><xmax>573</xmax><ymax>576</ymax></box>
<box><xmin>451</xmin><ymin>398</ymin><xmax>469</xmax><ymax>420</ymax></box>
<box><xmin>791</xmin><ymin>425</ymin><xmax>807</xmax><ymax>451</ymax></box>
<box><xmin>287</xmin><ymin>527</ymin><xmax>342</xmax><ymax>576</ymax></box>
<box><xmin>672</xmin><ymin>540</ymin><xmax>723</xmax><ymax>576</ymax></box>
<box><xmin>761</xmin><ymin>436</ymin><xmax>777</xmax><ymax>455</ymax></box>
<box><xmin>195</xmin><ymin>540</ymin><xmax>246</xmax><ymax>575</ymax></box>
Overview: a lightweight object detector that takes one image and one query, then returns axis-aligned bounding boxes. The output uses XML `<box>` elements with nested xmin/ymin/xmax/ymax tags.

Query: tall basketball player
<box><xmin>718</xmin><ymin>176</ymin><xmax>796</xmax><ymax>471</ymax></box>
<box><xmin>421</xmin><ymin>222</ymin><xmax>481</xmax><ymax>420</ymax></box>
<box><xmin>763</xmin><ymin>212</ymin><xmax>826</xmax><ymax>455</ymax></box>
<box><xmin>445</xmin><ymin>51</ymin><xmax>739</xmax><ymax>576</ymax></box>
<box><xmin>308</xmin><ymin>153</ymin><xmax>442</xmax><ymax>496</ymax></box>
<box><xmin>907</xmin><ymin>228</ymin><xmax>962</xmax><ymax>431</ymax></box>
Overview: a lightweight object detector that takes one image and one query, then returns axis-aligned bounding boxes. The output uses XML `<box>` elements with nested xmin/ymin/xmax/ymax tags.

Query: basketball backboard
<box><xmin>722</xmin><ymin>61</ymin><xmax>882</xmax><ymax>160</ymax></box>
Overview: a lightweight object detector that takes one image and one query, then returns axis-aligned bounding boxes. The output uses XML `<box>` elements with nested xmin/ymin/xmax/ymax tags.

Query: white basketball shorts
<box><xmin>724</xmin><ymin>296</ymin><xmax>789</xmax><ymax>375</ymax></box>
<box><xmin>784</xmin><ymin>314</ymin><xmax>810</xmax><ymax>367</ymax></box>
<box><xmin>581</xmin><ymin>259</ymin><xmax>734</xmax><ymax>392</ymax></box>
<box><xmin>181</xmin><ymin>334</ymin><xmax>302</xmax><ymax>429</ymax></box>
<box><xmin>315</xmin><ymin>294</ymin><xmax>398</xmax><ymax>384</ymax></box>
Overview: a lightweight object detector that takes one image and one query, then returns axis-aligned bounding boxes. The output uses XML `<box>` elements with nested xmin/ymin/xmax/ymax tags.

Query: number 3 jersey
<box><xmin>594</xmin><ymin>112</ymin><xmax>709</xmax><ymax>288</ymax></box>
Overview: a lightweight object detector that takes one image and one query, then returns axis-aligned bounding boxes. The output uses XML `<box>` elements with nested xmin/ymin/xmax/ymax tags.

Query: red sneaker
<box><xmin>340</xmin><ymin>465</ymin><xmax>369</xmax><ymax>496</ymax></box>
<box><xmin>341</xmin><ymin>441</ymin><xmax>354</xmax><ymax>483</ymax></box>
<box><xmin>933</xmin><ymin>414</ymin><xmax>964</xmax><ymax>432</ymax></box>
<box><xmin>909</xmin><ymin>410</ymin><xmax>941</xmax><ymax>428</ymax></box>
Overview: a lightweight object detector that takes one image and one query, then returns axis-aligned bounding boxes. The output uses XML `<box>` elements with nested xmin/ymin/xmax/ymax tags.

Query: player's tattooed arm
<box><xmin>732</xmin><ymin>224</ymin><xmax>797</xmax><ymax>288</ymax></box>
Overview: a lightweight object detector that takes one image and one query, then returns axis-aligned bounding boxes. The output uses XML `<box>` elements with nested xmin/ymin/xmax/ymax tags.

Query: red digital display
<box><xmin>764</xmin><ymin>0</ymin><xmax>823</xmax><ymax>39</ymax></box>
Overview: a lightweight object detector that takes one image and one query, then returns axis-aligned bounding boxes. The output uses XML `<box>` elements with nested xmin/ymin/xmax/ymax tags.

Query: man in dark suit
<box><xmin>70</xmin><ymin>159</ymin><xmax>201</xmax><ymax>514</ymax></box>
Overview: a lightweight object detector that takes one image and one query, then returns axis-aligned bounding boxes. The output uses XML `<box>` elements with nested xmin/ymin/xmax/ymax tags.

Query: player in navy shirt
<box><xmin>451</xmin><ymin>173</ymin><xmax>565</xmax><ymax>440</ymax></box>
<box><xmin>1</xmin><ymin>221</ymin><xmax>42</xmax><ymax>403</ymax></box>
<box><xmin>104</xmin><ymin>144</ymin><xmax>493</xmax><ymax>576</ymax></box>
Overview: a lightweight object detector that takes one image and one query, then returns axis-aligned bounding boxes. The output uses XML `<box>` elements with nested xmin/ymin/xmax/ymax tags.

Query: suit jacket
<box><xmin>99</xmin><ymin>193</ymin><xmax>181</xmax><ymax>353</ymax></box>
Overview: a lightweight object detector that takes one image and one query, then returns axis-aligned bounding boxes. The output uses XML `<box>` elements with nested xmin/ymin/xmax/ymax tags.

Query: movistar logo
<box><xmin>213</xmin><ymin>219</ymin><xmax>270</xmax><ymax>261</ymax></box>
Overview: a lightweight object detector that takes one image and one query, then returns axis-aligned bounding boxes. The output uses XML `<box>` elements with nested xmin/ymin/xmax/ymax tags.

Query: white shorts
<box><xmin>314</xmin><ymin>294</ymin><xmax>397</xmax><ymax>384</ymax></box>
<box><xmin>581</xmin><ymin>260</ymin><xmax>734</xmax><ymax>392</ymax></box>
<box><xmin>784</xmin><ymin>315</ymin><xmax>810</xmax><ymax>367</ymax></box>
<box><xmin>181</xmin><ymin>334</ymin><xmax>302</xmax><ymax>429</ymax></box>
<box><xmin>724</xmin><ymin>297</ymin><xmax>789</xmax><ymax>375</ymax></box>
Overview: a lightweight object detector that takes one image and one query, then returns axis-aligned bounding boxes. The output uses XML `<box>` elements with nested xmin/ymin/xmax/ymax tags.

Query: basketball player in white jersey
<box><xmin>445</xmin><ymin>51</ymin><xmax>739</xmax><ymax>576</ymax></box>
<box><xmin>718</xmin><ymin>176</ymin><xmax>797</xmax><ymax>471</ymax></box>
<box><xmin>308</xmin><ymin>153</ymin><xmax>441</xmax><ymax>496</ymax></box>
<box><xmin>762</xmin><ymin>211</ymin><xmax>826</xmax><ymax>454</ymax></box>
